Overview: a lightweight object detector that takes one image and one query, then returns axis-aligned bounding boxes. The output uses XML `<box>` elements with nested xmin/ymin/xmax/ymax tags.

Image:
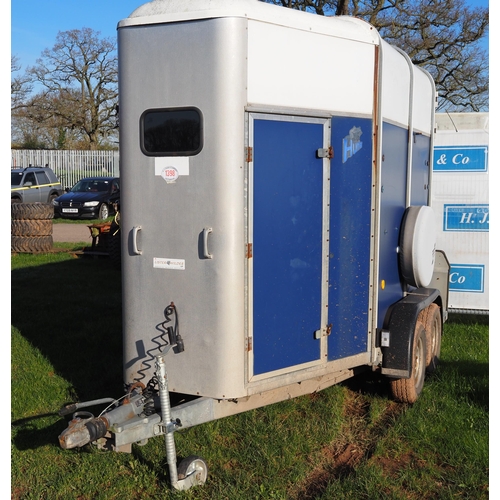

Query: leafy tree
<box><xmin>19</xmin><ymin>28</ymin><xmax>118</xmax><ymax>149</ymax></box>
<box><xmin>263</xmin><ymin>0</ymin><xmax>488</xmax><ymax>111</ymax></box>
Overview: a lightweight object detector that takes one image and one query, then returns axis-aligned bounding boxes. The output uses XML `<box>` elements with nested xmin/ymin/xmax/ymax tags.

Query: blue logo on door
<box><xmin>342</xmin><ymin>126</ymin><xmax>363</xmax><ymax>163</ymax></box>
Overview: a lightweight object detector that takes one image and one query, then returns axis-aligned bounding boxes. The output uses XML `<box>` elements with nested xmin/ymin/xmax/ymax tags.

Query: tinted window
<box><xmin>35</xmin><ymin>171</ymin><xmax>50</xmax><ymax>185</ymax></box>
<box><xmin>71</xmin><ymin>179</ymin><xmax>111</xmax><ymax>193</ymax></box>
<box><xmin>141</xmin><ymin>108</ymin><xmax>202</xmax><ymax>156</ymax></box>
<box><xmin>11</xmin><ymin>172</ymin><xmax>23</xmax><ymax>186</ymax></box>
<box><xmin>24</xmin><ymin>172</ymin><xmax>36</xmax><ymax>185</ymax></box>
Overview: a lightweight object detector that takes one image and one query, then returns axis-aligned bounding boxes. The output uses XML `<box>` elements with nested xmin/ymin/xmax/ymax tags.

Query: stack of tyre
<box><xmin>11</xmin><ymin>203</ymin><xmax>54</xmax><ymax>253</ymax></box>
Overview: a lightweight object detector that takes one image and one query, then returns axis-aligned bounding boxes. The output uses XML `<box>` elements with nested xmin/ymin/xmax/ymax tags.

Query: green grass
<box><xmin>11</xmin><ymin>252</ymin><xmax>489</xmax><ymax>499</ymax></box>
<box><xmin>53</xmin><ymin>216</ymin><xmax>114</xmax><ymax>224</ymax></box>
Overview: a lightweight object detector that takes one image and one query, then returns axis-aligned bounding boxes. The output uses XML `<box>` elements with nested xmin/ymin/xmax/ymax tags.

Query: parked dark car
<box><xmin>11</xmin><ymin>166</ymin><xmax>63</xmax><ymax>203</ymax></box>
<box><xmin>53</xmin><ymin>176</ymin><xmax>120</xmax><ymax>220</ymax></box>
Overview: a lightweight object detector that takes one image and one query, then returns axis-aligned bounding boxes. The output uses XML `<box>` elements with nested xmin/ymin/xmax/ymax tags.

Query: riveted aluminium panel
<box><xmin>118</xmin><ymin>17</ymin><xmax>249</xmax><ymax>399</ymax></box>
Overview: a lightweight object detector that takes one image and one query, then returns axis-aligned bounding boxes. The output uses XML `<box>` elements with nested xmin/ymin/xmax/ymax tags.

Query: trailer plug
<box><xmin>164</xmin><ymin>302</ymin><xmax>185</xmax><ymax>353</ymax></box>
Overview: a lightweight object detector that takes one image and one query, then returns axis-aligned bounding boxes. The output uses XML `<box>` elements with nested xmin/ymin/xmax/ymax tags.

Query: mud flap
<box><xmin>380</xmin><ymin>288</ymin><xmax>440</xmax><ymax>378</ymax></box>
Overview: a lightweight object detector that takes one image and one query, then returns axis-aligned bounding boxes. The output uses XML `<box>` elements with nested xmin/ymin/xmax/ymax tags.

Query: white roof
<box><xmin>118</xmin><ymin>0</ymin><xmax>380</xmax><ymax>46</ymax></box>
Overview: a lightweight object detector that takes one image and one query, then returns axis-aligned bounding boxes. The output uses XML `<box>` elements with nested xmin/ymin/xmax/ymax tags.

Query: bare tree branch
<box><xmin>20</xmin><ymin>28</ymin><xmax>118</xmax><ymax>149</ymax></box>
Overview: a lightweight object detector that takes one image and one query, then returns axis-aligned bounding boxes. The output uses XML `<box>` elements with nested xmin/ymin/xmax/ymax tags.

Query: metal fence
<box><xmin>11</xmin><ymin>150</ymin><xmax>120</xmax><ymax>189</ymax></box>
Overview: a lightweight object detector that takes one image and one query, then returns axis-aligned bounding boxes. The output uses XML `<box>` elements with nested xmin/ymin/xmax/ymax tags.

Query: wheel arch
<box><xmin>380</xmin><ymin>287</ymin><xmax>440</xmax><ymax>379</ymax></box>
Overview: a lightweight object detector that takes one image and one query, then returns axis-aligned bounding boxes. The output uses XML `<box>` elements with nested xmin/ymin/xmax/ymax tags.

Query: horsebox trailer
<box><xmin>58</xmin><ymin>0</ymin><xmax>449</xmax><ymax>490</ymax></box>
<box><xmin>432</xmin><ymin>112</ymin><xmax>489</xmax><ymax>315</ymax></box>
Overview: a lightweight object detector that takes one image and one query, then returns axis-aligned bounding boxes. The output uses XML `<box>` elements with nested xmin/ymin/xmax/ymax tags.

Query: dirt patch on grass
<box><xmin>289</xmin><ymin>389</ymin><xmax>408</xmax><ymax>499</ymax></box>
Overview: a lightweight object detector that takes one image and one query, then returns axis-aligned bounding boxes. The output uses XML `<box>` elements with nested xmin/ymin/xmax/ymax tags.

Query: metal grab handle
<box><xmin>202</xmin><ymin>227</ymin><xmax>213</xmax><ymax>259</ymax></box>
<box><xmin>132</xmin><ymin>226</ymin><xmax>142</xmax><ymax>255</ymax></box>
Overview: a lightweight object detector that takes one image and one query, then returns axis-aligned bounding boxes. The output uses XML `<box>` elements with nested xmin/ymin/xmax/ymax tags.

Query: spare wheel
<box><xmin>399</xmin><ymin>205</ymin><xmax>436</xmax><ymax>288</ymax></box>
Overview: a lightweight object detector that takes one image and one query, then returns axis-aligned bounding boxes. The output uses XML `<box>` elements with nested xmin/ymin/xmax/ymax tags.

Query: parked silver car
<box><xmin>11</xmin><ymin>166</ymin><xmax>63</xmax><ymax>204</ymax></box>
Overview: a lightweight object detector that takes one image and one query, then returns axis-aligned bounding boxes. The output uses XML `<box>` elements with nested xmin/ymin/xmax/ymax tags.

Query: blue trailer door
<box><xmin>251</xmin><ymin>115</ymin><xmax>326</xmax><ymax>376</ymax></box>
<box><xmin>327</xmin><ymin>116</ymin><xmax>372</xmax><ymax>360</ymax></box>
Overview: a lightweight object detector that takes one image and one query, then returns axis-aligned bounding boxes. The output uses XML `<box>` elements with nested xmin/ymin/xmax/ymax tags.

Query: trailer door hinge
<box><xmin>246</xmin><ymin>147</ymin><xmax>253</xmax><ymax>162</ymax></box>
<box><xmin>246</xmin><ymin>243</ymin><xmax>253</xmax><ymax>259</ymax></box>
<box><xmin>246</xmin><ymin>337</ymin><xmax>253</xmax><ymax>352</ymax></box>
<box><xmin>316</xmin><ymin>146</ymin><xmax>333</xmax><ymax>159</ymax></box>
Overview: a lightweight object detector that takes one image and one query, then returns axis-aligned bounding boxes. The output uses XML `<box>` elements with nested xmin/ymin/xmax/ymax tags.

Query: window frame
<box><xmin>140</xmin><ymin>106</ymin><xmax>203</xmax><ymax>157</ymax></box>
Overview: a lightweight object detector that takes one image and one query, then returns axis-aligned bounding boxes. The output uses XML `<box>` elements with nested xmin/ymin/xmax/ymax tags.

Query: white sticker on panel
<box><xmin>155</xmin><ymin>157</ymin><xmax>189</xmax><ymax>183</ymax></box>
<box><xmin>153</xmin><ymin>257</ymin><xmax>185</xmax><ymax>270</ymax></box>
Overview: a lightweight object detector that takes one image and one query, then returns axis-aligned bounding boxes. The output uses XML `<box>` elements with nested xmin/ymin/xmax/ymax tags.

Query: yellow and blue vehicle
<box><xmin>11</xmin><ymin>165</ymin><xmax>63</xmax><ymax>204</ymax></box>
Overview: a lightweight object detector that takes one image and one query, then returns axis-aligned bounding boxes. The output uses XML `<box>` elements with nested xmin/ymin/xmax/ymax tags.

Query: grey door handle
<box><xmin>202</xmin><ymin>227</ymin><xmax>213</xmax><ymax>259</ymax></box>
<box><xmin>132</xmin><ymin>226</ymin><xmax>142</xmax><ymax>255</ymax></box>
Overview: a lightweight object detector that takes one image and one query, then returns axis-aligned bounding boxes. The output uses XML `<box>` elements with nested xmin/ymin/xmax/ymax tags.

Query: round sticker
<box><xmin>161</xmin><ymin>166</ymin><xmax>179</xmax><ymax>183</ymax></box>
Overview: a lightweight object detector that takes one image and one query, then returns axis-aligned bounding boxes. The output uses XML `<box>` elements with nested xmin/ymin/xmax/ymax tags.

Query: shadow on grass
<box><xmin>341</xmin><ymin>360</ymin><xmax>488</xmax><ymax>412</ymax></box>
<box><xmin>433</xmin><ymin>359</ymin><xmax>489</xmax><ymax>412</ymax></box>
<box><xmin>12</xmin><ymin>415</ymin><xmax>68</xmax><ymax>451</ymax></box>
<box><xmin>447</xmin><ymin>312</ymin><xmax>489</xmax><ymax>325</ymax></box>
<box><xmin>11</xmin><ymin>255</ymin><xmax>123</xmax><ymax>401</ymax></box>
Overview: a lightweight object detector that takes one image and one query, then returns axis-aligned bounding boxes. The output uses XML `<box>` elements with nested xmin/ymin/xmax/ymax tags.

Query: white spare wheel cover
<box><xmin>399</xmin><ymin>206</ymin><xmax>436</xmax><ymax>288</ymax></box>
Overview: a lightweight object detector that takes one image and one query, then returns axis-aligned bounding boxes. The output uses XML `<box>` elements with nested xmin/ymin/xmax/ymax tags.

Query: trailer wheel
<box><xmin>177</xmin><ymin>455</ymin><xmax>208</xmax><ymax>486</ymax></box>
<box><xmin>390</xmin><ymin>321</ymin><xmax>427</xmax><ymax>404</ymax></box>
<box><xmin>419</xmin><ymin>303</ymin><xmax>442</xmax><ymax>375</ymax></box>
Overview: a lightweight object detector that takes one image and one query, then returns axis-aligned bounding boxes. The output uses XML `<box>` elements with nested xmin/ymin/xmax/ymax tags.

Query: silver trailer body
<box><xmin>117</xmin><ymin>0</ymin><xmax>441</xmax><ymax>402</ymax></box>
<box><xmin>57</xmin><ymin>2</ymin><xmax>449</xmax><ymax>490</ymax></box>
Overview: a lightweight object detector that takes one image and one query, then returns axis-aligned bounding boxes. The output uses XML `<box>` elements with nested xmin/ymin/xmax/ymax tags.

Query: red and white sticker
<box><xmin>161</xmin><ymin>166</ymin><xmax>179</xmax><ymax>183</ymax></box>
<box><xmin>155</xmin><ymin>157</ymin><xmax>189</xmax><ymax>183</ymax></box>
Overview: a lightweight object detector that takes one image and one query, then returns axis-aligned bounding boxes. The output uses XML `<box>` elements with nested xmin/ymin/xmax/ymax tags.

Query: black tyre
<box><xmin>98</xmin><ymin>203</ymin><xmax>109</xmax><ymax>220</ymax></box>
<box><xmin>418</xmin><ymin>303</ymin><xmax>442</xmax><ymax>375</ymax></box>
<box><xmin>11</xmin><ymin>203</ymin><xmax>54</xmax><ymax>220</ymax></box>
<box><xmin>11</xmin><ymin>219</ymin><xmax>53</xmax><ymax>237</ymax></box>
<box><xmin>390</xmin><ymin>321</ymin><xmax>427</xmax><ymax>404</ymax></box>
<box><xmin>11</xmin><ymin>235</ymin><xmax>53</xmax><ymax>253</ymax></box>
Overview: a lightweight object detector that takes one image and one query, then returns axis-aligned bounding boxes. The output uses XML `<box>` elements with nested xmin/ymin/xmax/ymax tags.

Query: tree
<box><xmin>11</xmin><ymin>56</ymin><xmax>33</xmax><ymax>112</ymax></box>
<box><xmin>263</xmin><ymin>0</ymin><xmax>488</xmax><ymax>111</ymax></box>
<box><xmin>23</xmin><ymin>28</ymin><xmax>118</xmax><ymax>149</ymax></box>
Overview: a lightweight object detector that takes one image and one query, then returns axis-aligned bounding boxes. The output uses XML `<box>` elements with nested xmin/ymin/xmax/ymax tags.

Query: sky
<box><xmin>10</xmin><ymin>0</ymin><xmax>145</xmax><ymax>72</ymax></box>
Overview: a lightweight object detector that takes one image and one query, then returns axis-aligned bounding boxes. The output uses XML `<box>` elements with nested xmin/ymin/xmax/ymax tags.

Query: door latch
<box><xmin>316</xmin><ymin>146</ymin><xmax>333</xmax><ymax>159</ymax></box>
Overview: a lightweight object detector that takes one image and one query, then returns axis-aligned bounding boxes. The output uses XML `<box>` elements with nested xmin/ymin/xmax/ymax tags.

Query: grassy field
<box><xmin>11</xmin><ymin>246</ymin><xmax>489</xmax><ymax>499</ymax></box>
